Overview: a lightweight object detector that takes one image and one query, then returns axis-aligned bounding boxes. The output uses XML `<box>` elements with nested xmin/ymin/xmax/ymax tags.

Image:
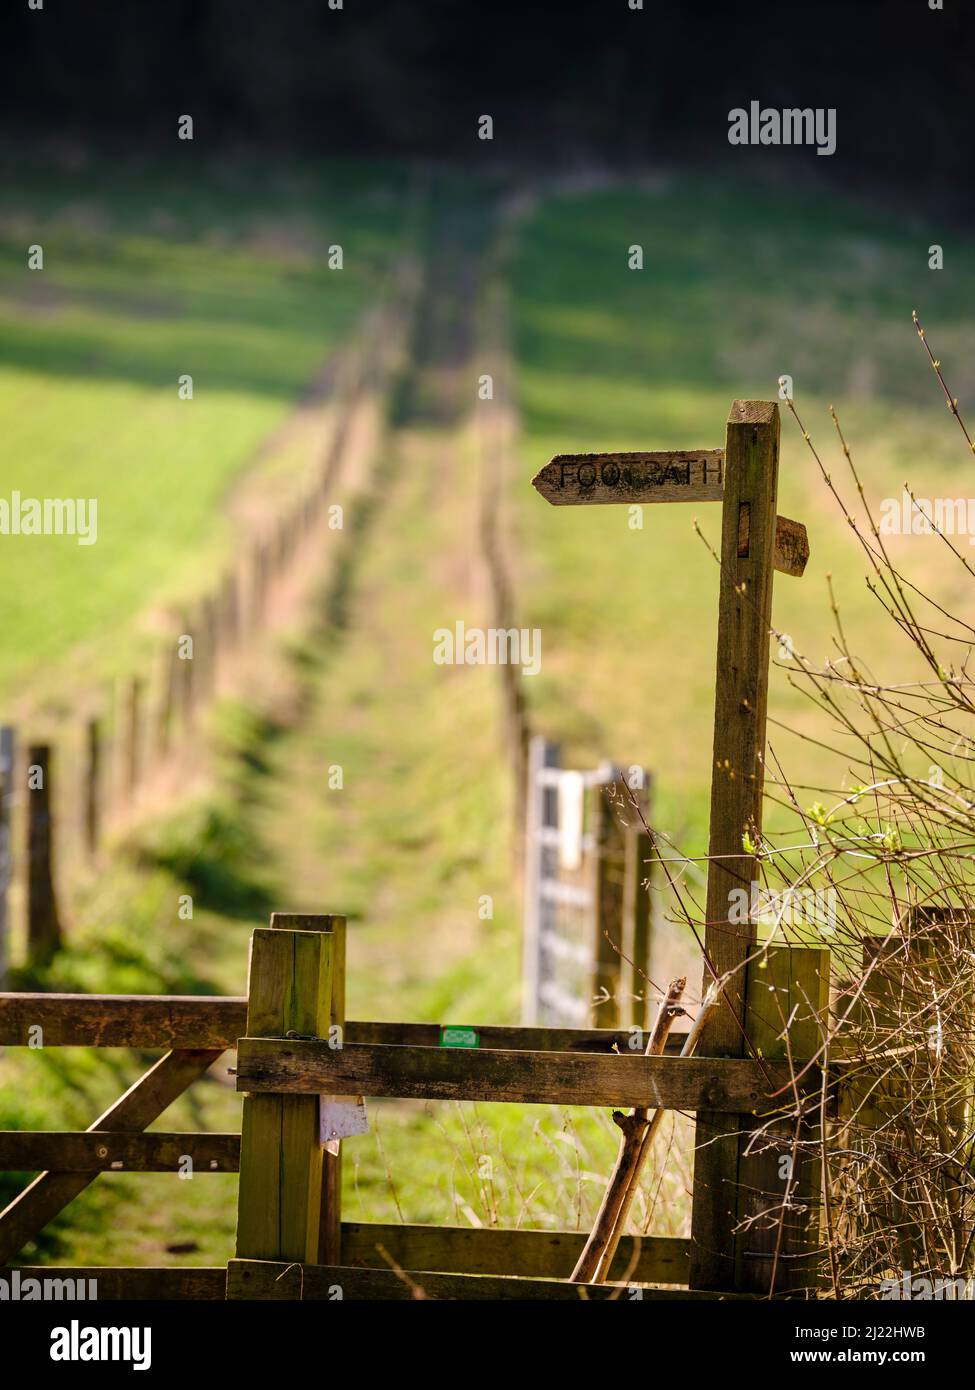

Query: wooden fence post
<box><xmin>0</xmin><ymin>727</ymin><xmax>14</xmax><ymax>987</ymax></box>
<box><xmin>178</xmin><ymin>616</ymin><xmax>196</xmax><ymax>731</ymax></box>
<box><xmin>124</xmin><ymin>677</ymin><xmax>143</xmax><ymax>797</ymax></box>
<box><xmin>83</xmin><ymin>718</ymin><xmax>100</xmax><ymax>856</ymax></box>
<box><xmin>734</xmin><ymin>944</ymin><xmax>830</xmax><ymax>1294</ymax></box>
<box><xmin>27</xmin><ymin>744</ymin><xmax>61</xmax><ymax>969</ymax></box>
<box><xmin>623</xmin><ymin>821</ymin><xmax>655</xmax><ymax>1032</ymax></box>
<box><xmin>688</xmin><ymin>401</ymin><xmax>781</xmax><ymax>1292</ymax></box>
<box><xmin>271</xmin><ymin>912</ymin><xmax>346</xmax><ymax>1265</ymax></box>
<box><xmin>591</xmin><ymin>779</ymin><xmax>626</xmax><ymax>1029</ymax></box>
<box><xmin>156</xmin><ymin>638</ymin><xmax>178</xmax><ymax>759</ymax></box>
<box><xmin>236</xmin><ymin>913</ymin><xmax>342</xmax><ymax>1265</ymax></box>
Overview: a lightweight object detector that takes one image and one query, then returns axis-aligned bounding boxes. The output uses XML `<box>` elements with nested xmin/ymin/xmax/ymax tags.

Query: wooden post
<box><xmin>591</xmin><ymin>778</ymin><xmax>627</xmax><ymax>1029</ymax></box>
<box><xmin>83</xmin><ymin>718</ymin><xmax>100</xmax><ymax>856</ymax></box>
<box><xmin>689</xmin><ymin>401</ymin><xmax>781</xmax><ymax>1292</ymax></box>
<box><xmin>236</xmin><ymin>914</ymin><xmax>339</xmax><ymax>1265</ymax></box>
<box><xmin>124</xmin><ymin>677</ymin><xmax>143</xmax><ymax>797</ymax></box>
<box><xmin>270</xmin><ymin>912</ymin><xmax>347</xmax><ymax>1265</ymax></box>
<box><xmin>26</xmin><ymin>745</ymin><xmax>61</xmax><ymax>969</ymax></box>
<box><xmin>178</xmin><ymin>616</ymin><xmax>195</xmax><ymax>730</ymax></box>
<box><xmin>623</xmin><ymin>821</ymin><xmax>655</xmax><ymax>1032</ymax></box>
<box><xmin>734</xmin><ymin>945</ymin><xmax>830</xmax><ymax>1294</ymax></box>
<box><xmin>0</xmin><ymin>727</ymin><xmax>14</xmax><ymax>988</ymax></box>
<box><xmin>156</xmin><ymin>638</ymin><xmax>178</xmax><ymax>759</ymax></box>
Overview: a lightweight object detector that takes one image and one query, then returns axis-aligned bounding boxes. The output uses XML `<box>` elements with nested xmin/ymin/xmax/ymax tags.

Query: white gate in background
<box><xmin>521</xmin><ymin>736</ymin><xmax>654</xmax><ymax>1029</ymax></box>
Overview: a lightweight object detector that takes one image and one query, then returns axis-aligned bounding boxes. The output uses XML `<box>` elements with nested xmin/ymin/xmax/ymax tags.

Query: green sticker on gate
<box><xmin>440</xmin><ymin>1026</ymin><xmax>480</xmax><ymax>1048</ymax></box>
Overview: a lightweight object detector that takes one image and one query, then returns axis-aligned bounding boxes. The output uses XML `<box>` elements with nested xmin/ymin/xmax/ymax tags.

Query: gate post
<box><xmin>235</xmin><ymin>912</ymin><xmax>345</xmax><ymax>1266</ymax></box>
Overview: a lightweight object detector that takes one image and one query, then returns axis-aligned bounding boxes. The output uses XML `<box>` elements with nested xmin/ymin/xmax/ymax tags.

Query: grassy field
<box><xmin>0</xmin><ymin>150</ymin><xmax>407</xmax><ymax>714</ymax></box>
<box><xmin>3</xmin><ymin>168</ymin><xmax>974</xmax><ymax>1270</ymax></box>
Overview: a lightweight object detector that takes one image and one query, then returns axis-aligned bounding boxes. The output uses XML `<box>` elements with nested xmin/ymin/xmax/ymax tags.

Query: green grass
<box><xmin>0</xmin><ymin>151</ymin><xmax>407</xmax><ymax>710</ymax></box>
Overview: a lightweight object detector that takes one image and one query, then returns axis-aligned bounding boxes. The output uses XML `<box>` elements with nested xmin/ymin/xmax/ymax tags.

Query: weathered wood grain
<box><xmin>235</xmin><ymin>1038</ymin><xmax>790</xmax><ymax>1112</ymax></box>
<box><xmin>689</xmin><ymin>399</ymin><xmax>781</xmax><ymax>1292</ymax></box>
<box><xmin>533</xmin><ymin>451</ymin><xmax>725</xmax><ymax>505</ymax></box>
<box><xmin>0</xmin><ymin>993</ymin><xmax>247</xmax><ymax>1048</ymax></box>
<box><xmin>226</xmin><ymin>1258</ymin><xmax>753</xmax><ymax>1301</ymax></box>
<box><xmin>341</xmin><ymin>1221</ymin><xmax>689</xmax><ymax>1282</ymax></box>
<box><xmin>533</xmin><ymin>447</ymin><xmax>807</xmax><ymax>577</ymax></box>
<box><xmin>0</xmin><ymin>1131</ymin><xmax>240</xmax><ymax>1173</ymax></box>
<box><xmin>236</xmin><ymin>926</ymin><xmax>333</xmax><ymax>1265</ymax></box>
<box><xmin>0</xmin><ymin>995</ymin><xmax>691</xmax><ymax>1054</ymax></box>
<box><xmin>734</xmin><ymin>946</ymin><xmax>830</xmax><ymax>1294</ymax></box>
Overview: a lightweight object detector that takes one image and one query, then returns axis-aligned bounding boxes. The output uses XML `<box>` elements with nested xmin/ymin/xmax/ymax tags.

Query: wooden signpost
<box><xmin>532</xmin><ymin>402</ymin><xmax>814</xmax><ymax>1294</ymax></box>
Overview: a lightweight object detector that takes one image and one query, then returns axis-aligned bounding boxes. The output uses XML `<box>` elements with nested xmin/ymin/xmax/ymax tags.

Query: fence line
<box><xmin>0</xmin><ymin>908</ymin><xmax>858</xmax><ymax>1297</ymax></box>
<box><xmin>0</xmin><ymin>266</ymin><xmax>418</xmax><ymax>984</ymax></box>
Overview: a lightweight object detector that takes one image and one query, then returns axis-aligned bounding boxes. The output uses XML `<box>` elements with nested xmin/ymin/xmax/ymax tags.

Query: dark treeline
<box><xmin>3</xmin><ymin>0</ymin><xmax>972</xmax><ymax>211</ymax></box>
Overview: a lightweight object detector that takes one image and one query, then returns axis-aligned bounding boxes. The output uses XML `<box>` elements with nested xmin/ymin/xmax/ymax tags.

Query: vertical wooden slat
<box><xmin>236</xmin><ymin>919</ymin><xmax>334</xmax><ymax>1264</ymax></box>
<box><xmin>689</xmin><ymin>400</ymin><xmax>780</xmax><ymax>1291</ymax></box>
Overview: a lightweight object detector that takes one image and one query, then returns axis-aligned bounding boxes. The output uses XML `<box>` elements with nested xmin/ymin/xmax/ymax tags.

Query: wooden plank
<box><xmin>236</xmin><ymin>925</ymin><xmax>333</xmax><ymax>1264</ymax></box>
<box><xmin>227</xmin><ymin>1258</ymin><xmax>753</xmax><ymax>1301</ymax></box>
<box><xmin>689</xmin><ymin>400</ymin><xmax>781</xmax><ymax>1293</ymax></box>
<box><xmin>0</xmin><ymin>993</ymin><xmax>248</xmax><ymax>1047</ymax></box>
<box><xmin>0</xmin><ymin>1131</ymin><xmax>240</xmax><ymax>1173</ymax></box>
<box><xmin>734</xmin><ymin>946</ymin><xmax>830</xmax><ymax>1294</ymax></box>
<box><xmin>0</xmin><ymin>1048</ymin><xmax>221</xmax><ymax>1264</ymax></box>
<box><xmin>0</xmin><ymin>995</ymin><xmax>693</xmax><ymax>1054</ymax></box>
<box><xmin>9</xmin><ymin>1267</ymin><xmax>226</xmax><ymax>1300</ymax></box>
<box><xmin>235</xmin><ymin>1038</ymin><xmax>790</xmax><ymax>1112</ymax></box>
<box><xmin>341</xmin><ymin>1221</ymin><xmax>688</xmax><ymax>1283</ymax></box>
<box><xmin>533</xmin><ymin>451</ymin><xmax>725</xmax><ymax>506</ymax></box>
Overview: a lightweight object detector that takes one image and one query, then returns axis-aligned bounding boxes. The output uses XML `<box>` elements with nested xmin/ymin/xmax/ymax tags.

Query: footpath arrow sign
<box><xmin>532</xmin><ymin>447</ymin><xmax>808</xmax><ymax>577</ymax></box>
